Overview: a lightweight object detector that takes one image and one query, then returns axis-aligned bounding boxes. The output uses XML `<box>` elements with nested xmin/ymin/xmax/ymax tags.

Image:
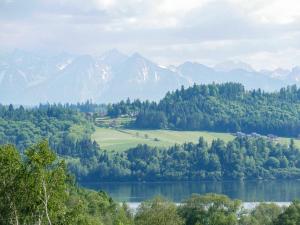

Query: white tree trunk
<box><xmin>42</xmin><ymin>180</ymin><xmax>52</xmax><ymax>225</ymax></box>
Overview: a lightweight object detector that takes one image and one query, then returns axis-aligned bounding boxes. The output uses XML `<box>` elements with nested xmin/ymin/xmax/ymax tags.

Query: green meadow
<box><xmin>92</xmin><ymin>126</ymin><xmax>300</xmax><ymax>152</ymax></box>
<box><xmin>92</xmin><ymin>127</ymin><xmax>235</xmax><ymax>152</ymax></box>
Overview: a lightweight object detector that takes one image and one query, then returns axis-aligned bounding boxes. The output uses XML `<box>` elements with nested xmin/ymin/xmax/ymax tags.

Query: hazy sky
<box><xmin>1</xmin><ymin>0</ymin><xmax>300</xmax><ymax>69</ymax></box>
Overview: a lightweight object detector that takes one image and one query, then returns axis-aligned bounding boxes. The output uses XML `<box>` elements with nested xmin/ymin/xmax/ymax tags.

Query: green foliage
<box><xmin>0</xmin><ymin>142</ymin><xmax>133</xmax><ymax>225</ymax></box>
<box><xmin>134</xmin><ymin>197</ymin><xmax>184</xmax><ymax>225</ymax></box>
<box><xmin>273</xmin><ymin>201</ymin><xmax>300</xmax><ymax>225</ymax></box>
<box><xmin>83</xmin><ymin>136</ymin><xmax>300</xmax><ymax>181</ymax></box>
<box><xmin>1</xmin><ymin>141</ymin><xmax>299</xmax><ymax>225</ymax></box>
<box><xmin>0</xmin><ymin>141</ymin><xmax>67</xmax><ymax>224</ymax></box>
<box><xmin>178</xmin><ymin>194</ymin><xmax>241</xmax><ymax>225</ymax></box>
<box><xmin>0</xmin><ymin>104</ymin><xmax>95</xmax><ymax>152</ymax></box>
<box><xmin>239</xmin><ymin>203</ymin><xmax>282</xmax><ymax>225</ymax></box>
<box><xmin>108</xmin><ymin>83</ymin><xmax>300</xmax><ymax>137</ymax></box>
<box><xmin>0</xmin><ymin>104</ymin><xmax>103</xmax><ymax>180</ymax></box>
<box><xmin>135</xmin><ymin>111</ymin><xmax>168</xmax><ymax>129</ymax></box>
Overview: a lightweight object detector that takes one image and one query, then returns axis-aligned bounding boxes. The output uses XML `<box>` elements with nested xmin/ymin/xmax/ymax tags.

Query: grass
<box><xmin>92</xmin><ymin>116</ymin><xmax>300</xmax><ymax>152</ymax></box>
<box><xmin>91</xmin><ymin>127</ymin><xmax>235</xmax><ymax>152</ymax></box>
<box><xmin>277</xmin><ymin>137</ymin><xmax>300</xmax><ymax>148</ymax></box>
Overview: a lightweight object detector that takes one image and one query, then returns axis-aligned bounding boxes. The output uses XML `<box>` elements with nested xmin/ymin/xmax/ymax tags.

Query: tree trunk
<box><xmin>13</xmin><ymin>205</ymin><xmax>19</xmax><ymax>225</ymax></box>
<box><xmin>42</xmin><ymin>180</ymin><xmax>52</xmax><ymax>225</ymax></box>
<box><xmin>37</xmin><ymin>212</ymin><xmax>42</xmax><ymax>225</ymax></box>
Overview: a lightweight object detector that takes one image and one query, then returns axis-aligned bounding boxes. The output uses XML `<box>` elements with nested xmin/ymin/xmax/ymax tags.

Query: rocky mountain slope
<box><xmin>0</xmin><ymin>49</ymin><xmax>298</xmax><ymax>104</ymax></box>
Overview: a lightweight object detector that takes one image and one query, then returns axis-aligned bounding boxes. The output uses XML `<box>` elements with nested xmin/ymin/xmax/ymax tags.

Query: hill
<box><xmin>108</xmin><ymin>83</ymin><xmax>300</xmax><ymax>137</ymax></box>
<box><xmin>92</xmin><ymin>126</ymin><xmax>300</xmax><ymax>152</ymax></box>
<box><xmin>91</xmin><ymin>127</ymin><xmax>235</xmax><ymax>152</ymax></box>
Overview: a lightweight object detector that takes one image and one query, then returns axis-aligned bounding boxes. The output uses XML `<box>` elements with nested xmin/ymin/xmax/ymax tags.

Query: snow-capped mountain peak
<box><xmin>0</xmin><ymin>50</ymin><xmax>299</xmax><ymax>105</ymax></box>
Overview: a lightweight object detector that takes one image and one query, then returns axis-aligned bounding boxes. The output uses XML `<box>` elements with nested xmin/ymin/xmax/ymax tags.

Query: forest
<box><xmin>2</xmin><ymin>95</ymin><xmax>300</xmax><ymax>181</ymax></box>
<box><xmin>0</xmin><ymin>103</ymin><xmax>98</xmax><ymax>152</ymax></box>
<box><xmin>1</xmin><ymin>141</ymin><xmax>300</xmax><ymax>225</ymax></box>
<box><xmin>79</xmin><ymin>136</ymin><xmax>300</xmax><ymax>181</ymax></box>
<box><xmin>107</xmin><ymin>83</ymin><xmax>300</xmax><ymax>137</ymax></box>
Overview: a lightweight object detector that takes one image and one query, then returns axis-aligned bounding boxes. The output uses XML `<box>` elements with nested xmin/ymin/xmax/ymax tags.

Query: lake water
<box><xmin>81</xmin><ymin>180</ymin><xmax>300</xmax><ymax>203</ymax></box>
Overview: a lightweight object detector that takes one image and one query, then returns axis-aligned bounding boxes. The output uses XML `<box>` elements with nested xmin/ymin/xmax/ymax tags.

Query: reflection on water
<box><xmin>81</xmin><ymin>180</ymin><xmax>300</xmax><ymax>202</ymax></box>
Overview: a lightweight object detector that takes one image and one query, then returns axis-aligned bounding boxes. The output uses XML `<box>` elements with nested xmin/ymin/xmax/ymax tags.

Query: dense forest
<box><xmin>0</xmin><ymin>103</ymin><xmax>103</xmax><ymax>178</ymax></box>
<box><xmin>2</xmin><ymin>101</ymin><xmax>300</xmax><ymax>182</ymax></box>
<box><xmin>1</xmin><ymin>141</ymin><xmax>300</xmax><ymax>225</ymax></box>
<box><xmin>79</xmin><ymin>136</ymin><xmax>300</xmax><ymax>181</ymax></box>
<box><xmin>0</xmin><ymin>103</ymin><xmax>97</xmax><ymax>151</ymax></box>
<box><xmin>107</xmin><ymin>83</ymin><xmax>300</xmax><ymax>137</ymax></box>
<box><xmin>3</xmin><ymin>83</ymin><xmax>300</xmax><ymax>182</ymax></box>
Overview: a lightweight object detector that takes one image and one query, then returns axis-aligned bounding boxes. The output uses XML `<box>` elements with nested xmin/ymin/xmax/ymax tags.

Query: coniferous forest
<box><xmin>108</xmin><ymin>83</ymin><xmax>300</xmax><ymax>137</ymax></box>
<box><xmin>3</xmin><ymin>84</ymin><xmax>300</xmax><ymax>181</ymax></box>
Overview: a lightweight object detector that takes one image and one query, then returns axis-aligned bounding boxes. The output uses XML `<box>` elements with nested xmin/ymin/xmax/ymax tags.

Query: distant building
<box><xmin>235</xmin><ymin>132</ymin><xmax>246</xmax><ymax>137</ymax></box>
<box><xmin>267</xmin><ymin>134</ymin><xmax>278</xmax><ymax>141</ymax></box>
<box><xmin>251</xmin><ymin>132</ymin><xmax>261</xmax><ymax>138</ymax></box>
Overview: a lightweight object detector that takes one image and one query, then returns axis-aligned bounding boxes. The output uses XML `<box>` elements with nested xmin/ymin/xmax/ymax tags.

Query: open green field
<box><xmin>278</xmin><ymin>137</ymin><xmax>300</xmax><ymax>147</ymax></box>
<box><xmin>92</xmin><ymin>127</ymin><xmax>235</xmax><ymax>152</ymax></box>
<box><xmin>92</xmin><ymin>126</ymin><xmax>300</xmax><ymax>152</ymax></box>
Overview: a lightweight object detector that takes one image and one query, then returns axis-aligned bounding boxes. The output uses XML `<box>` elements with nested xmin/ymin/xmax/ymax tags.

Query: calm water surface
<box><xmin>81</xmin><ymin>180</ymin><xmax>300</xmax><ymax>202</ymax></box>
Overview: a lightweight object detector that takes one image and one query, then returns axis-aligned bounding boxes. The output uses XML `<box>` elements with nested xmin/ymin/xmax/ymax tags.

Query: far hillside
<box><xmin>92</xmin><ymin>126</ymin><xmax>235</xmax><ymax>152</ymax></box>
<box><xmin>107</xmin><ymin>83</ymin><xmax>300</xmax><ymax>138</ymax></box>
<box><xmin>92</xmin><ymin>124</ymin><xmax>300</xmax><ymax>152</ymax></box>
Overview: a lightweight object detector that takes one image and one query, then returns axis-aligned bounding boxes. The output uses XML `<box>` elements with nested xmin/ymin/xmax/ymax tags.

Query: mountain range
<box><xmin>1</xmin><ymin>49</ymin><xmax>299</xmax><ymax>105</ymax></box>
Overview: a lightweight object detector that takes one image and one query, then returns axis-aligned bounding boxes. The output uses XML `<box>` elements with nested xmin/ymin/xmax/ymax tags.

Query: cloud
<box><xmin>0</xmin><ymin>0</ymin><xmax>300</xmax><ymax>69</ymax></box>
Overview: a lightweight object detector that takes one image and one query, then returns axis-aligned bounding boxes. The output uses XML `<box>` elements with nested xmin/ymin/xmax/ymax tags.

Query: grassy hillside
<box><xmin>93</xmin><ymin>116</ymin><xmax>300</xmax><ymax>152</ymax></box>
<box><xmin>91</xmin><ymin>127</ymin><xmax>235</xmax><ymax>151</ymax></box>
<box><xmin>92</xmin><ymin>127</ymin><xmax>300</xmax><ymax>152</ymax></box>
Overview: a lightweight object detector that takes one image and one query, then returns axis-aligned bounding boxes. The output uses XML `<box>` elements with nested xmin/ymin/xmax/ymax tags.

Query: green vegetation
<box><xmin>178</xmin><ymin>194</ymin><xmax>241</xmax><ymax>225</ymax></box>
<box><xmin>2</xmin><ymin>141</ymin><xmax>300</xmax><ymax>225</ymax></box>
<box><xmin>0</xmin><ymin>141</ymin><xmax>132</xmax><ymax>225</ymax></box>
<box><xmin>108</xmin><ymin>83</ymin><xmax>300</xmax><ymax>137</ymax></box>
<box><xmin>3</xmin><ymin>101</ymin><xmax>300</xmax><ymax>182</ymax></box>
<box><xmin>0</xmin><ymin>104</ymin><xmax>104</xmax><ymax>180</ymax></box>
<box><xmin>0</xmin><ymin>104</ymin><xmax>96</xmax><ymax>153</ymax></box>
<box><xmin>240</xmin><ymin>203</ymin><xmax>283</xmax><ymax>225</ymax></box>
<box><xmin>92</xmin><ymin>125</ymin><xmax>300</xmax><ymax>152</ymax></box>
<box><xmin>92</xmin><ymin>127</ymin><xmax>234</xmax><ymax>152</ymax></box>
<box><xmin>134</xmin><ymin>197</ymin><xmax>184</xmax><ymax>225</ymax></box>
<box><xmin>134</xmin><ymin>195</ymin><xmax>300</xmax><ymax>225</ymax></box>
<box><xmin>81</xmin><ymin>136</ymin><xmax>300</xmax><ymax>182</ymax></box>
<box><xmin>95</xmin><ymin>116</ymin><xmax>135</xmax><ymax>128</ymax></box>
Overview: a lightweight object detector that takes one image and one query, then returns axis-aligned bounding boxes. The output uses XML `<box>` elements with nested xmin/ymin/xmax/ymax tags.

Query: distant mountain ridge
<box><xmin>0</xmin><ymin>49</ymin><xmax>299</xmax><ymax>105</ymax></box>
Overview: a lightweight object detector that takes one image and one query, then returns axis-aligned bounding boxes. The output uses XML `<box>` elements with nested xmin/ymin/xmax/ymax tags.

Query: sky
<box><xmin>1</xmin><ymin>0</ymin><xmax>300</xmax><ymax>70</ymax></box>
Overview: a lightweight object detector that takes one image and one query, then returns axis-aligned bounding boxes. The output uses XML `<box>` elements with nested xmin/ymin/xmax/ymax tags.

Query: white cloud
<box><xmin>230</xmin><ymin>0</ymin><xmax>300</xmax><ymax>24</ymax></box>
<box><xmin>252</xmin><ymin>0</ymin><xmax>300</xmax><ymax>24</ymax></box>
<box><xmin>1</xmin><ymin>0</ymin><xmax>300</xmax><ymax>69</ymax></box>
<box><xmin>93</xmin><ymin>0</ymin><xmax>116</xmax><ymax>9</ymax></box>
<box><xmin>158</xmin><ymin>0</ymin><xmax>208</xmax><ymax>14</ymax></box>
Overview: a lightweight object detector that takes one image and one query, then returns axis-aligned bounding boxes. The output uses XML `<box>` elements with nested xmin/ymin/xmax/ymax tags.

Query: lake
<box><xmin>81</xmin><ymin>180</ymin><xmax>300</xmax><ymax>203</ymax></box>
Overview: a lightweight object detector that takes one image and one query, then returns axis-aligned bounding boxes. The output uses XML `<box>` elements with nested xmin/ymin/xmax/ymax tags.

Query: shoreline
<box><xmin>124</xmin><ymin>202</ymin><xmax>291</xmax><ymax>212</ymax></box>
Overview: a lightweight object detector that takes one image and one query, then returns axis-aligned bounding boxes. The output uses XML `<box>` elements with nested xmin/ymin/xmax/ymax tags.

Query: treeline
<box><xmin>0</xmin><ymin>103</ymin><xmax>105</xmax><ymax>180</ymax></box>
<box><xmin>133</xmin><ymin>195</ymin><xmax>300</xmax><ymax>225</ymax></box>
<box><xmin>2</xmin><ymin>142</ymin><xmax>300</xmax><ymax>225</ymax></box>
<box><xmin>80</xmin><ymin>136</ymin><xmax>300</xmax><ymax>181</ymax></box>
<box><xmin>66</xmin><ymin>100</ymin><xmax>106</xmax><ymax>113</ymax></box>
<box><xmin>0</xmin><ymin>103</ymin><xmax>100</xmax><ymax>155</ymax></box>
<box><xmin>107</xmin><ymin>83</ymin><xmax>300</xmax><ymax>137</ymax></box>
<box><xmin>4</xmin><ymin>103</ymin><xmax>300</xmax><ymax>182</ymax></box>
